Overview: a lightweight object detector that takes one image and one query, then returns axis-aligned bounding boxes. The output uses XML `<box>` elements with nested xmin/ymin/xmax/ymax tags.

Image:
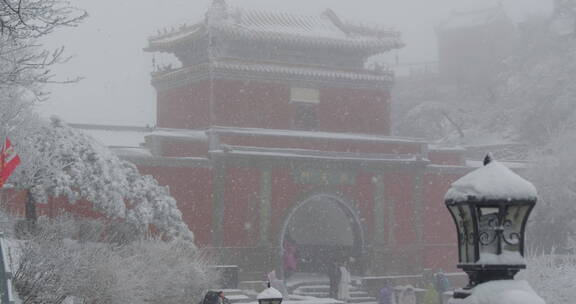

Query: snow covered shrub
<box><xmin>13</xmin><ymin>216</ymin><xmax>216</xmax><ymax>304</ymax></box>
<box><xmin>109</xmin><ymin>239</ymin><xmax>216</xmax><ymax>304</ymax></box>
<box><xmin>525</xmin><ymin>130</ymin><xmax>576</xmax><ymax>253</ymax></box>
<box><xmin>11</xmin><ymin>117</ymin><xmax>193</xmax><ymax>241</ymax></box>
<box><xmin>14</xmin><ymin>221</ymin><xmax>114</xmax><ymax>304</ymax></box>
<box><xmin>518</xmin><ymin>253</ymin><xmax>576</xmax><ymax>304</ymax></box>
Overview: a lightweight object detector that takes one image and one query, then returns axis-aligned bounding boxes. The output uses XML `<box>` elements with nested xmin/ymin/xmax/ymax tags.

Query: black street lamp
<box><xmin>257</xmin><ymin>284</ymin><xmax>283</xmax><ymax>304</ymax></box>
<box><xmin>444</xmin><ymin>155</ymin><xmax>537</xmax><ymax>299</ymax></box>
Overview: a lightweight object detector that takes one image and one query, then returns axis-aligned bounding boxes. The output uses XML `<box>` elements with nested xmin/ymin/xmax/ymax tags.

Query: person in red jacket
<box><xmin>283</xmin><ymin>236</ymin><xmax>298</xmax><ymax>279</ymax></box>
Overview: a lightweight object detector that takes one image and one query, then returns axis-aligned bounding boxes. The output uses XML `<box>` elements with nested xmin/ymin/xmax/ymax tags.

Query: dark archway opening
<box><xmin>280</xmin><ymin>194</ymin><xmax>364</xmax><ymax>279</ymax></box>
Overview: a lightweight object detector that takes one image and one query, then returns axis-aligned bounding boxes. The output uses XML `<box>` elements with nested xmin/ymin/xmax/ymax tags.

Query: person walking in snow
<box><xmin>378</xmin><ymin>280</ymin><xmax>395</xmax><ymax>304</ymax></box>
<box><xmin>326</xmin><ymin>259</ymin><xmax>341</xmax><ymax>299</ymax></box>
<box><xmin>283</xmin><ymin>237</ymin><xmax>298</xmax><ymax>279</ymax></box>
<box><xmin>398</xmin><ymin>286</ymin><xmax>416</xmax><ymax>304</ymax></box>
<box><xmin>338</xmin><ymin>260</ymin><xmax>351</xmax><ymax>302</ymax></box>
<box><xmin>201</xmin><ymin>291</ymin><xmax>229</xmax><ymax>304</ymax></box>
<box><xmin>433</xmin><ymin>269</ymin><xmax>450</xmax><ymax>304</ymax></box>
<box><xmin>423</xmin><ymin>284</ymin><xmax>439</xmax><ymax>304</ymax></box>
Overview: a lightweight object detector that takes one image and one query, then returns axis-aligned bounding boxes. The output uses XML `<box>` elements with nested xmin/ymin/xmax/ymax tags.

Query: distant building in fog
<box><xmin>550</xmin><ymin>0</ymin><xmax>576</xmax><ymax>35</ymax></box>
<box><xmin>436</xmin><ymin>5</ymin><xmax>516</xmax><ymax>87</ymax></box>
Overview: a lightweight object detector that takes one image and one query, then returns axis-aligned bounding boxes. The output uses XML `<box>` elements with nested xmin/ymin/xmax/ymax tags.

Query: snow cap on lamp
<box><xmin>445</xmin><ymin>153</ymin><xmax>537</xmax><ymax>203</ymax></box>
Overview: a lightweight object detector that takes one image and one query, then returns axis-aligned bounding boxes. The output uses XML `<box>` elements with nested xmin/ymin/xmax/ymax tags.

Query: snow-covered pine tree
<box><xmin>11</xmin><ymin>117</ymin><xmax>193</xmax><ymax>241</ymax></box>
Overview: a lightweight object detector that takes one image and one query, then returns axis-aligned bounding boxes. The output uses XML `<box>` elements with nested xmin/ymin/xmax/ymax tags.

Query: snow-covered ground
<box><xmin>452</xmin><ymin>280</ymin><xmax>545</xmax><ymax>304</ymax></box>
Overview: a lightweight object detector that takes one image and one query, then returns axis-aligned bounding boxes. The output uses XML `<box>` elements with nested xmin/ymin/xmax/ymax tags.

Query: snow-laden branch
<box><xmin>10</xmin><ymin>118</ymin><xmax>194</xmax><ymax>241</ymax></box>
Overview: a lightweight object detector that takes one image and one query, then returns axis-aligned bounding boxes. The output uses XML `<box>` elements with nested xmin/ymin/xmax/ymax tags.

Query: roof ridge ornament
<box><xmin>212</xmin><ymin>0</ymin><xmax>227</xmax><ymax>9</ymax></box>
<box><xmin>207</xmin><ymin>0</ymin><xmax>228</xmax><ymax>26</ymax></box>
<box><xmin>483</xmin><ymin>153</ymin><xmax>494</xmax><ymax>166</ymax></box>
<box><xmin>321</xmin><ymin>8</ymin><xmax>350</xmax><ymax>35</ymax></box>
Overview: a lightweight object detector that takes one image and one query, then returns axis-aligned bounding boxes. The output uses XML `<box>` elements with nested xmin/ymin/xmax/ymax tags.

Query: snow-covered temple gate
<box><xmin>1</xmin><ymin>0</ymin><xmax>479</xmax><ymax>280</ymax></box>
<box><xmin>129</xmin><ymin>0</ymin><xmax>472</xmax><ymax>278</ymax></box>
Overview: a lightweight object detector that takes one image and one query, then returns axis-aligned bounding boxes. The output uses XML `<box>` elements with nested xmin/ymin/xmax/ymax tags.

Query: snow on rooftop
<box><xmin>235</xmin><ymin>7</ymin><xmax>349</xmax><ymax>40</ymax></box>
<box><xmin>79</xmin><ymin>129</ymin><xmax>148</xmax><ymax>148</ymax></box>
<box><xmin>212</xmin><ymin>60</ymin><xmax>393</xmax><ymax>82</ymax></box>
<box><xmin>465</xmin><ymin>160</ymin><xmax>527</xmax><ymax>169</ymax></box>
<box><xmin>154</xmin><ymin>60</ymin><xmax>394</xmax><ymax>86</ymax></box>
<box><xmin>445</xmin><ymin>159</ymin><xmax>537</xmax><ymax>202</ymax></box>
<box><xmin>429</xmin><ymin>145</ymin><xmax>465</xmax><ymax>152</ymax></box>
<box><xmin>148</xmin><ymin>129</ymin><xmax>208</xmax><ymax>141</ymax></box>
<box><xmin>213</xmin><ymin>127</ymin><xmax>425</xmax><ymax>144</ymax></box>
<box><xmin>72</xmin><ymin>126</ymin><xmax>208</xmax><ymax>148</ymax></box>
<box><xmin>148</xmin><ymin>24</ymin><xmax>202</xmax><ymax>45</ymax></box>
<box><xmin>112</xmin><ymin>147</ymin><xmax>153</xmax><ymax>157</ymax></box>
<box><xmin>147</xmin><ymin>5</ymin><xmax>401</xmax><ymax>52</ymax></box>
<box><xmin>215</xmin><ymin>148</ymin><xmax>419</xmax><ymax>163</ymax></box>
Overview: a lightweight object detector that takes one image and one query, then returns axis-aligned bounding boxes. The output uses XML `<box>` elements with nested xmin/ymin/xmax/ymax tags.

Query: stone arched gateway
<box><xmin>278</xmin><ymin>194</ymin><xmax>365</xmax><ymax>279</ymax></box>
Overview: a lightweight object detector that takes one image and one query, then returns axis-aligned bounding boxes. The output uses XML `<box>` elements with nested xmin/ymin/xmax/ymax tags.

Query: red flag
<box><xmin>0</xmin><ymin>137</ymin><xmax>21</xmax><ymax>188</ymax></box>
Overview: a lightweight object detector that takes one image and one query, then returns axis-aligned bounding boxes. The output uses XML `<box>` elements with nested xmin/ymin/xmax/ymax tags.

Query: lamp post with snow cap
<box><xmin>444</xmin><ymin>155</ymin><xmax>537</xmax><ymax>299</ymax></box>
<box><xmin>257</xmin><ymin>283</ymin><xmax>283</xmax><ymax>304</ymax></box>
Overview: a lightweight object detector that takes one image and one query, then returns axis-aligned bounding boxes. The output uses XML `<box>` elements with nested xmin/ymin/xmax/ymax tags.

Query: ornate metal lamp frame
<box><xmin>445</xmin><ymin>196</ymin><xmax>536</xmax><ymax>297</ymax></box>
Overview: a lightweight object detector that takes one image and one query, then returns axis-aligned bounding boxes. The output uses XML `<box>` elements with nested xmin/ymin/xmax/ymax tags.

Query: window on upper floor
<box><xmin>291</xmin><ymin>87</ymin><xmax>319</xmax><ymax>131</ymax></box>
<box><xmin>291</xmin><ymin>87</ymin><xmax>320</xmax><ymax>104</ymax></box>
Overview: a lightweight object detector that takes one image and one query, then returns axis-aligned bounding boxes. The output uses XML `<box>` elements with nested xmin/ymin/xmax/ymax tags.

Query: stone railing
<box><xmin>0</xmin><ymin>234</ymin><xmax>15</xmax><ymax>304</ymax></box>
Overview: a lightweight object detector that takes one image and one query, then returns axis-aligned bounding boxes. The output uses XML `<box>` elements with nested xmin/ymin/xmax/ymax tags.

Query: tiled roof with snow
<box><xmin>69</xmin><ymin>124</ymin><xmax>208</xmax><ymax>148</ymax></box>
<box><xmin>211</xmin><ymin>146</ymin><xmax>422</xmax><ymax>164</ymax></box>
<box><xmin>152</xmin><ymin>59</ymin><xmax>394</xmax><ymax>87</ymax></box>
<box><xmin>212</xmin><ymin>126</ymin><xmax>425</xmax><ymax>144</ymax></box>
<box><xmin>147</xmin><ymin>6</ymin><xmax>402</xmax><ymax>53</ymax></box>
<box><xmin>72</xmin><ymin>126</ymin><xmax>150</xmax><ymax>148</ymax></box>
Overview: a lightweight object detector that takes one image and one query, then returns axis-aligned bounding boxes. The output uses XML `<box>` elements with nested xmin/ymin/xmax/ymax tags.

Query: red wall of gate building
<box><xmin>156</xmin><ymin>79</ymin><xmax>392</xmax><ymax>136</ymax></box>
<box><xmin>0</xmin><ymin>144</ymin><xmax>466</xmax><ymax>274</ymax></box>
<box><xmin>213</xmin><ymin>80</ymin><xmax>293</xmax><ymax>130</ymax></box>
<box><xmin>318</xmin><ymin>87</ymin><xmax>391</xmax><ymax>135</ymax></box>
<box><xmin>139</xmin><ymin>165</ymin><xmax>215</xmax><ymax>247</ymax></box>
<box><xmin>157</xmin><ymin>80</ymin><xmax>211</xmax><ymax>130</ymax></box>
<box><xmin>386</xmin><ymin>171</ymin><xmax>418</xmax><ymax>245</ymax></box>
<box><xmin>222</xmin><ymin>167</ymin><xmax>261</xmax><ymax>247</ymax></box>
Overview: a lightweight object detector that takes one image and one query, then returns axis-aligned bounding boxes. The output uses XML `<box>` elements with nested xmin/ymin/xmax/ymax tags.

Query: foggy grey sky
<box><xmin>40</xmin><ymin>0</ymin><xmax>551</xmax><ymax>126</ymax></box>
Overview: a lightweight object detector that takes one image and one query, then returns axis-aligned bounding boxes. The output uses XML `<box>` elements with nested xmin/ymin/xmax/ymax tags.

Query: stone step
<box><xmin>292</xmin><ymin>293</ymin><xmax>376</xmax><ymax>304</ymax></box>
<box><xmin>227</xmin><ymin>295</ymin><xmax>252</xmax><ymax>303</ymax></box>
<box><xmin>296</xmin><ymin>285</ymin><xmax>364</xmax><ymax>293</ymax></box>
<box><xmin>221</xmin><ymin>289</ymin><xmax>253</xmax><ymax>304</ymax></box>
<box><xmin>293</xmin><ymin>291</ymin><xmax>329</xmax><ymax>297</ymax></box>
<box><xmin>222</xmin><ymin>289</ymin><xmax>246</xmax><ymax>295</ymax></box>
<box><xmin>238</xmin><ymin>281</ymin><xmax>267</xmax><ymax>292</ymax></box>
<box><xmin>348</xmin><ymin>297</ymin><xmax>377</xmax><ymax>304</ymax></box>
<box><xmin>296</xmin><ymin>285</ymin><xmax>330</xmax><ymax>292</ymax></box>
<box><xmin>294</xmin><ymin>290</ymin><xmax>368</xmax><ymax>297</ymax></box>
<box><xmin>288</xmin><ymin>294</ymin><xmax>318</xmax><ymax>301</ymax></box>
<box><xmin>349</xmin><ymin>291</ymin><xmax>368</xmax><ymax>296</ymax></box>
